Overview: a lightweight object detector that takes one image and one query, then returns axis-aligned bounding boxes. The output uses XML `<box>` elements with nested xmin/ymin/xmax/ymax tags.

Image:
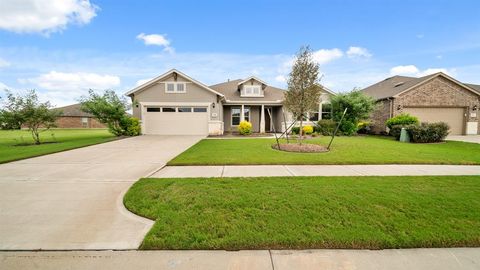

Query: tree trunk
<box><xmin>298</xmin><ymin>117</ymin><xmax>303</xmax><ymax>145</ymax></box>
<box><xmin>31</xmin><ymin>126</ymin><xmax>41</xmax><ymax>145</ymax></box>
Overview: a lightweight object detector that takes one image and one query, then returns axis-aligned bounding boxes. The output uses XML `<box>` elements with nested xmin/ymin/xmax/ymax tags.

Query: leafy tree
<box><xmin>80</xmin><ymin>90</ymin><xmax>132</xmax><ymax>136</ymax></box>
<box><xmin>0</xmin><ymin>90</ymin><xmax>62</xmax><ymax>144</ymax></box>
<box><xmin>284</xmin><ymin>46</ymin><xmax>323</xmax><ymax>144</ymax></box>
<box><xmin>330</xmin><ymin>89</ymin><xmax>376</xmax><ymax>135</ymax></box>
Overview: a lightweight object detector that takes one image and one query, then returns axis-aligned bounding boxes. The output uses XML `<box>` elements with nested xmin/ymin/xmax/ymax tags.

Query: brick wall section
<box><xmin>55</xmin><ymin>116</ymin><xmax>106</xmax><ymax>128</ymax></box>
<box><xmin>370</xmin><ymin>76</ymin><xmax>480</xmax><ymax>134</ymax></box>
<box><xmin>369</xmin><ymin>99</ymin><xmax>392</xmax><ymax>134</ymax></box>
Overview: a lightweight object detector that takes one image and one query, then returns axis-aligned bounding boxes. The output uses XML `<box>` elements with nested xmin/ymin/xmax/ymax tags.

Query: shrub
<box><xmin>339</xmin><ymin>120</ymin><xmax>357</xmax><ymax>136</ymax></box>
<box><xmin>386</xmin><ymin>113</ymin><xmax>419</xmax><ymax>129</ymax></box>
<box><xmin>120</xmin><ymin>117</ymin><xmax>141</xmax><ymax>136</ymax></box>
<box><xmin>302</xmin><ymin>125</ymin><xmax>313</xmax><ymax>135</ymax></box>
<box><xmin>238</xmin><ymin>120</ymin><xmax>252</xmax><ymax>135</ymax></box>
<box><xmin>291</xmin><ymin>126</ymin><xmax>300</xmax><ymax>135</ymax></box>
<box><xmin>408</xmin><ymin>122</ymin><xmax>449</xmax><ymax>143</ymax></box>
<box><xmin>315</xmin><ymin>119</ymin><xmax>336</xmax><ymax>135</ymax></box>
<box><xmin>390</xmin><ymin>124</ymin><xmax>417</xmax><ymax>140</ymax></box>
<box><xmin>357</xmin><ymin>121</ymin><xmax>371</xmax><ymax>134</ymax></box>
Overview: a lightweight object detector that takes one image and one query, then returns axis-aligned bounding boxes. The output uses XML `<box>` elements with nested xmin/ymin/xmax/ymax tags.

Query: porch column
<box><xmin>318</xmin><ymin>103</ymin><xmax>323</xmax><ymax>120</ymax></box>
<box><xmin>260</xmin><ymin>104</ymin><xmax>265</xmax><ymax>133</ymax></box>
<box><xmin>240</xmin><ymin>104</ymin><xmax>245</xmax><ymax>122</ymax></box>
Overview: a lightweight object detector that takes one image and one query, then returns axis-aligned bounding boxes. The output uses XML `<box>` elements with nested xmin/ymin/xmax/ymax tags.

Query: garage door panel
<box><xmin>144</xmin><ymin>107</ymin><xmax>208</xmax><ymax>135</ymax></box>
<box><xmin>403</xmin><ymin>107</ymin><xmax>465</xmax><ymax>135</ymax></box>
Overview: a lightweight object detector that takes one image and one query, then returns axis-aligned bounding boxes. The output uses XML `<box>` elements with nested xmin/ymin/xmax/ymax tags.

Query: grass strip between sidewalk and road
<box><xmin>124</xmin><ymin>175</ymin><xmax>480</xmax><ymax>250</ymax></box>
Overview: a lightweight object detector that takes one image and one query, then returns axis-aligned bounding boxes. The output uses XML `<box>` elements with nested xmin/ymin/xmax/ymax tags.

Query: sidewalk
<box><xmin>1</xmin><ymin>248</ymin><xmax>479</xmax><ymax>270</ymax></box>
<box><xmin>150</xmin><ymin>164</ymin><xmax>480</xmax><ymax>178</ymax></box>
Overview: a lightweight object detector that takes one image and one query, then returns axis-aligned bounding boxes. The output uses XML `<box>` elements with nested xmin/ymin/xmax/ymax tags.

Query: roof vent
<box><xmin>394</xmin><ymin>82</ymin><xmax>404</xmax><ymax>87</ymax></box>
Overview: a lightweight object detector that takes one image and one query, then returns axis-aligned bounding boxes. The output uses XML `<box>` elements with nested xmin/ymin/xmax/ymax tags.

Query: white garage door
<box><xmin>403</xmin><ymin>107</ymin><xmax>465</xmax><ymax>135</ymax></box>
<box><xmin>144</xmin><ymin>106</ymin><xmax>209</xmax><ymax>135</ymax></box>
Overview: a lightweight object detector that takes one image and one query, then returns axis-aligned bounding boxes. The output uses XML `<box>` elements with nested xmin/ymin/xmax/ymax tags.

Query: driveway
<box><xmin>447</xmin><ymin>135</ymin><xmax>480</xmax><ymax>144</ymax></box>
<box><xmin>0</xmin><ymin>135</ymin><xmax>202</xmax><ymax>250</ymax></box>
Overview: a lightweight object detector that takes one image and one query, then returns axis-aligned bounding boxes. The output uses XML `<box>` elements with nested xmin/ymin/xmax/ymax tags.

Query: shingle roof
<box><xmin>54</xmin><ymin>103</ymin><xmax>93</xmax><ymax>117</ymax></box>
<box><xmin>209</xmin><ymin>79</ymin><xmax>286</xmax><ymax>102</ymax></box>
<box><xmin>361</xmin><ymin>73</ymin><xmax>480</xmax><ymax>100</ymax></box>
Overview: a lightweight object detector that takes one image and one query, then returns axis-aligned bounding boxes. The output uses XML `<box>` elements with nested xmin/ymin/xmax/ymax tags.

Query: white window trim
<box><xmin>231</xmin><ymin>106</ymin><xmax>250</xmax><ymax>126</ymax></box>
<box><xmin>241</xmin><ymin>85</ymin><xmax>263</xmax><ymax>97</ymax></box>
<box><xmin>165</xmin><ymin>82</ymin><xmax>187</xmax><ymax>94</ymax></box>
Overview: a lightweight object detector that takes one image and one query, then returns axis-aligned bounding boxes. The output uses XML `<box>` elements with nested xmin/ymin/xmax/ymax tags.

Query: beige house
<box><xmin>125</xmin><ymin>69</ymin><xmax>335</xmax><ymax>135</ymax></box>
<box><xmin>362</xmin><ymin>72</ymin><xmax>480</xmax><ymax>135</ymax></box>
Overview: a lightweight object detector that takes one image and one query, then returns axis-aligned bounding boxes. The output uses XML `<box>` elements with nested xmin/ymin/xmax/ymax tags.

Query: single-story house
<box><xmin>125</xmin><ymin>69</ymin><xmax>335</xmax><ymax>135</ymax></box>
<box><xmin>362</xmin><ymin>72</ymin><xmax>480</xmax><ymax>135</ymax></box>
<box><xmin>54</xmin><ymin>103</ymin><xmax>106</xmax><ymax>129</ymax></box>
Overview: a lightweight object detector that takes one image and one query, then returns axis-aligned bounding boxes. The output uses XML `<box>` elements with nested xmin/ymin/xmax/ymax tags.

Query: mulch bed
<box><xmin>272</xmin><ymin>143</ymin><xmax>329</xmax><ymax>153</ymax></box>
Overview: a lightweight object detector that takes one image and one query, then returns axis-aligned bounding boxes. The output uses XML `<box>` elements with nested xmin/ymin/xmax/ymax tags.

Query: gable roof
<box><xmin>237</xmin><ymin>76</ymin><xmax>268</xmax><ymax>86</ymax></box>
<box><xmin>54</xmin><ymin>103</ymin><xmax>93</xmax><ymax>117</ymax></box>
<box><xmin>361</xmin><ymin>72</ymin><xmax>480</xmax><ymax>100</ymax></box>
<box><xmin>210</xmin><ymin>79</ymin><xmax>286</xmax><ymax>103</ymax></box>
<box><xmin>125</xmin><ymin>69</ymin><xmax>224</xmax><ymax>97</ymax></box>
<box><xmin>465</xmin><ymin>83</ymin><xmax>480</xmax><ymax>95</ymax></box>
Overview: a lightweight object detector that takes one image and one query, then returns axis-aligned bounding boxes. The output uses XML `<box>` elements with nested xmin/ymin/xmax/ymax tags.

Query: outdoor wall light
<box><xmin>473</xmin><ymin>105</ymin><xmax>478</xmax><ymax>111</ymax></box>
<box><xmin>212</xmin><ymin>102</ymin><xmax>216</xmax><ymax>108</ymax></box>
<box><xmin>397</xmin><ymin>104</ymin><xmax>402</xmax><ymax>110</ymax></box>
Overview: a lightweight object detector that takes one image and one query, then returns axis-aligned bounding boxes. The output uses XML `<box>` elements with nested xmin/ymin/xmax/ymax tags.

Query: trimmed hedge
<box><xmin>386</xmin><ymin>113</ymin><xmax>419</xmax><ymax>129</ymax></box>
<box><xmin>315</xmin><ymin>119</ymin><xmax>336</xmax><ymax>135</ymax></box>
<box><xmin>391</xmin><ymin>122</ymin><xmax>449</xmax><ymax>143</ymax></box>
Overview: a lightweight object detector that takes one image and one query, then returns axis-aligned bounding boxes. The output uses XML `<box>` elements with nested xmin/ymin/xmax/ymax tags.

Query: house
<box><xmin>125</xmin><ymin>69</ymin><xmax>335</xmax><ymax>135</ymax></box>
<box><xmin>362</xmin><ymin>72</ymin><xmax>480</xmax><ymax>135</ymax></box>
<box><xmin>54</xmin><ymin>104</ymin><xmax>106</xmax><ymax>129</ymax></box>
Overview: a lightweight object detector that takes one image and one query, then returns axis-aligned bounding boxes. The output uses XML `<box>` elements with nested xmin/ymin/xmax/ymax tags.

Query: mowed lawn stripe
<box><xmin>0</xmin><ymin>129</ymin><xmax>115</xmax><ymax>163</ymax></box>
<box><xmin>124</xmin><ymin>175</ymin><xmax>480</xmax><ymax>250</ymax></box>
<box><xmin>167</xmin><ymin>136</ymin><xmax>480</xmax><ymax>165</ymax></box>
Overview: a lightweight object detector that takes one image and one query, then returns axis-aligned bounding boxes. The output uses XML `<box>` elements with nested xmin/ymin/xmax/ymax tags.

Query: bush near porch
<box><xmin>168</xmin><ymin>135</ymin><xmax>480</xmax><ymax>165</ymax></box>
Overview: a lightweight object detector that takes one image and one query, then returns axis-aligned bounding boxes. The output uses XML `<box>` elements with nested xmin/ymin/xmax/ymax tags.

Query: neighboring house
<box><xmin>125</xmin><ymin>69</ymin><xmax>335</xmax><ymax>135</ymax></box>
<box><xmin>362</xmin><ymin>72</ymin><xmax>480</xmax><ymax>135</ymax></box>
<box><xmin>54</xmin><ymin>104</ymin><xmax>106</xmax><ymax>128</ymax></box>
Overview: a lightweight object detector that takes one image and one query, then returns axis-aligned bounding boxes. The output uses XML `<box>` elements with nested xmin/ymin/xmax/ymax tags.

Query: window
<box><xmin>165</xmin><ymin>82</ymin><xmax>186</xmax><ymax>93</ymax></box>
<box><xmin>147</xmin><ymin>107</ymin><xmax>160</xmax><ymax>112</ymax></box>
<box><xmin>321</xmin><ymin>103</ymin><xmax>332</xmax><ymax>119</ymax></box>
<box><xmin>231</xmin><ymin>108</ymin><xmax>241</xmax><ymax>126</ymax></box>
<box><xmin>81</xmin><ymin>117</ymin><xmax>88</xmax><ymax>128</ymax></box>
<box><xmin>241</xmin><ymin>85</ymin><xmax>262</xmax><ymax>97</ymax></box>
<box><xmin>178</xmin><ymin>107</ymin><xmax>192</xmax><ymax>112</ymax></box>
<box><xmin>162</xmin><ymin>107</ymin><xmax>176</xmax><ymax>112</ymax></box>
<box><xmin>309</xmin><ymin>112</ymin><xmax>319</xmax><ymax>121</ymax></box>
<box><xmin>193</xmin><ymin>107</ymin><xmax>207</xmax><ymax>112</ymax></box>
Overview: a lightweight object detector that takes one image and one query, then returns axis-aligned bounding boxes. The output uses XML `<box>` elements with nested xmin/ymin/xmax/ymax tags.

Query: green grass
<box><xmin>168</xmin><ymin>136</ymin><xmax>480</xmax><ymax>165</ymax></box>
<box><xmin>0</xmin><ymin>129</ymin><xmax>116</xmax><ymax>163</ymax></box>
<box><xmin>124</xmin><ymin>175</ymin><xmax>480</xmax><ymax>250</ymax></box>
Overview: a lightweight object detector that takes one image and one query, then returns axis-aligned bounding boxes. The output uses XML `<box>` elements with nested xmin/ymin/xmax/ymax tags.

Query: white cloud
<box><xmin>0</xmin><ymin>58</ymin><xmax>11</xmax><ymax>68</ymax></box>
<box><xmin>136</xmin><ymin>33</ymin><xmax>174</xmax><ymax>53</ymax></box>
<box><xmin>312</xmin><ymin>48</ymin><xmax>343</xmax><ymax>65</ymax></box>
<box><xmin>390</xmin><ymin>65</ymin><xmax>420</xmax><ymax>75</ymax></box>
<box><xmin>390</xmin><ymin>65</ymin><xmax>453</xmax><ymax>77</ymax></box>
<box><xmin>24</xmin><ymin>71</ymin><xmax>120</xmax><ymax>91</ymax></box>
<box><xmin>346</xmin><ymin>46</ymin><xmax>372</xmax><ymax>58</ymax></box>
<box><xmin>0</xmin><ymin>0</ymin><xmax>98</xmax><ymax>34</ymax></box>
<box><xmin>275</xmin><ymin>75</ymin><xmax>286</xmax><ymax>83</ymax></box>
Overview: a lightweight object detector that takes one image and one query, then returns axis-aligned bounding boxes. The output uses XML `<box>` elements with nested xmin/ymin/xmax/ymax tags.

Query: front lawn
<box><xmin>168</xmin><ymin>136</ymin><xmax>480</xmax><ymax>165</ymax></box>
<box><xmin>124</xmin><ymin>175</ymin><xmax>480</xmax><ymax>250</ymax></box>
<box><xmin>0</xmin><ymin>129</ymin><xmax>115</xmax><ymax>163</ymax></box>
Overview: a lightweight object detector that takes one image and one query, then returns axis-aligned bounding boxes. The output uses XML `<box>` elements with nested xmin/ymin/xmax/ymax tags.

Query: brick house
<box><xmin>54</xmin><ymin>104</ymin><xmax>106</xmax><ymax>129</ymax></box>
<box><xmin>361</xmin><ymin>72</ymin><xmax>480</xmax><ymax>135</ymax></box>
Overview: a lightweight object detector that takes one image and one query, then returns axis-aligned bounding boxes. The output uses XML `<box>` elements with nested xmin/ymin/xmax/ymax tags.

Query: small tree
<box><xmin>0</xmin><ymin>90</ymin><xmax>62</xmax><ymax>144</ymax></box>
<box><xmin>330</xmin><ymin>89</ymin><xmax>376</xmax><ymax>135</ymax></box>
<box><xmin>80</xmin><ymin>90</ymin><xmax>131</xmax><ymax>136</ymax></box>
<box><xmin>284</xmin><ymin>46</ymin><xmax>323</xmax><ymax>144</ymax></box>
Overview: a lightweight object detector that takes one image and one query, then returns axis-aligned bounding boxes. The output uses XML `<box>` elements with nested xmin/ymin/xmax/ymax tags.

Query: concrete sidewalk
<box><xmin>1</xmin><ymin>248</ymin><xmax>479</xmax><ymax>270</ymax></box>
<box><xmin>151</xmin><ymin>164</ymin><xmax>480</xmax><ymax>178</ymax></box>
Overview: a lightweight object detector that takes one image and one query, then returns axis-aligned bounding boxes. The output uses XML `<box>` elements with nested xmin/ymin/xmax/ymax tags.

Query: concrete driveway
<box><xmin>0</xmin><ymin>135</ymin><xmax>203</xmax><ymax>250</ymax></box>
<box><xmin>447</xmin><ymin>135</ymin><xmax>480</xmax><ymax>144</ymax></box>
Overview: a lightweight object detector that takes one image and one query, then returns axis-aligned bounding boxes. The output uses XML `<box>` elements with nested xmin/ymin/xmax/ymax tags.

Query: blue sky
<box><xmin>0</xmin><ymin>0</ymin><xmax>479</xmax><ymax>106</ymax></box>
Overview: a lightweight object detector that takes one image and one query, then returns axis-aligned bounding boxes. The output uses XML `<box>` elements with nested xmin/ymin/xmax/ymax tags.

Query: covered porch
<box><xmin>223</xmin><ymin>104</ymin><xmax>285</xmax><ymax>133</ymax></box>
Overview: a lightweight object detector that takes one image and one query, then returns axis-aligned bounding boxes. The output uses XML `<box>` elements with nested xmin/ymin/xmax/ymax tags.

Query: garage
<box><xmin>144</xmin><ymin>106</ymin><xmax>209</xmax><ymax>135</ymax></box>
<box><xmin>403</xmin><ymin>107</ymin><xmax>466</xmax><ymax>135</ymax></box>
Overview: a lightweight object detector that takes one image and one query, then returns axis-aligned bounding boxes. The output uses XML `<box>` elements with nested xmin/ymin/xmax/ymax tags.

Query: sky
<box><xmin>0</xmin><ymin>0</ymin><xmax>480</xmax><ymax>107</ymax></box>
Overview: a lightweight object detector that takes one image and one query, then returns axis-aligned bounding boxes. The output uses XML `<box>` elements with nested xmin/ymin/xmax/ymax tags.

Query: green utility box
<box><xmin>399</xmin><ymin>127</ymin><xmax>411</xmax><ymax>143</ymax></box>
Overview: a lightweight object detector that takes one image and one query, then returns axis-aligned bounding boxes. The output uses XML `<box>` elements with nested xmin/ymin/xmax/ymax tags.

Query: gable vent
<box><xmin>394</xmin><ymin>82</ymin><xmax>404</xmax><ymax>87</ymax></box>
